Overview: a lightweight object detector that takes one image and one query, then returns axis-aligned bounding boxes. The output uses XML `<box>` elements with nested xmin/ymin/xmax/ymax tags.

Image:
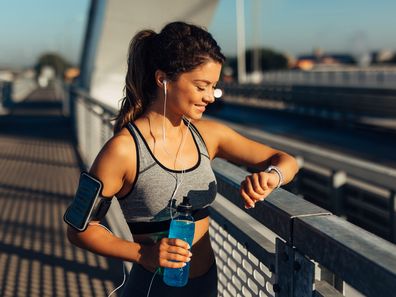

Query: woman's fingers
<box><xmin>161</xmin><ymin>251</ymin><xmax>191</xmax><ymax>263</ymax></box>
<box><xmin>245</xmin><ymin>175</ymin><xmax>266</xmax><ymax>199</ymax></box>
<box><xmin>139</xmin><ymin>237</ymin><xmax>193</xmax><ymax>269</ymax></box>
<box><xmin>157</xmin><ymin>238</ymin><xmax>192</xmax><ymax>268</ymax></box>
<box><xmin>160</xmin><ymin>259</ymin><xmax>188</xmax><ymax>268</ymax></box>
<box><xmin>252</xmin><ymin>173</ymin><xmax>267</xmax><ymax>194</ymax></box>
<box><xmin>165</xmin><ymin>238</ymin><xmax>190</xmax><ymax>250</ymax></box>
<box><xmin>162</xmin><ymin>240</ymin><xmax>191</xmax><ymax>257</ymax></box>
<box><xmin>241</xmin><ymin>173</ymin><xmax>273</xmax><ymax>208</ymax></box>
<box><xmin>258</xmin><ymin>172</ymin><xmax>270</xmax><ymax>190</ymax></box>
<box><xmin>240</xmin><ymin>180</ymin><xmax>255</xmax><ymax>208</ymax></box>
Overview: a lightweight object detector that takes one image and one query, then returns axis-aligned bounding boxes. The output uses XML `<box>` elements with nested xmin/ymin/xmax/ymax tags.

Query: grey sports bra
<box><xmin>117</xmin><ymin>120</ymin><xmax>217</xmax><ymax>234</ymax></box>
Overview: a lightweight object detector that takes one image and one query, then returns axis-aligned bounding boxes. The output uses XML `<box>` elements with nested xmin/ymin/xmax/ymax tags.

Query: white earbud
<box><xmin>163</xmin><ymin>80</ymin><xmax>167</xmax><ymax>96</ymax></box>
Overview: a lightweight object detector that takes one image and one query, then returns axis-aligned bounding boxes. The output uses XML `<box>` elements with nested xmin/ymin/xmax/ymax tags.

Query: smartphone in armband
<box><xmin>64</xmin><ymin>172</ymin><xmax>103</xmax><ymax>232</ymax></box>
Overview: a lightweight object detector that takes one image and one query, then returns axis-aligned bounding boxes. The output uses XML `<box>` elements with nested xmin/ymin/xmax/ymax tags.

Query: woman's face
<box><xmin>166</xmin><ymin>60</ymin><xmax>222</xmax><ymax>120</ymax></box>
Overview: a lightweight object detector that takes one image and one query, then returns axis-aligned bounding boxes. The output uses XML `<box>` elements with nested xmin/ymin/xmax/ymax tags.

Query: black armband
<box><xmin>89</xmin><ymin>196</ymin><xmax>112</xmax><ymax>221</ymax></box>
<box><xmin>63</xmin><ymin>172</ymin><xmax>112</xmax><ymax>231</ymax></box>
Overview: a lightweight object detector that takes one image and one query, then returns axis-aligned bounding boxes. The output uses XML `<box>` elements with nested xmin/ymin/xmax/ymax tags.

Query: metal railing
<box><xmin>210</xmin><ymin>118</ymin><xmax>396</xmax><ymax>244</ymax></box>
<box><xmin>260</xmin><ymin>68</ymin><xmax>396</xmax><ymax>89</ymax></box>
<box><xmin>0</xmin><ymin>77</ymin><xmax>38</xmax><ymax>112</ymax></box>
<box><xmin>221</xmin><ymin>82</ymin><xmax>396</xmax><ymax>118</ymax></box>
<box><xmin>0</xmin><ymin>80</ymin><xmax>12</xmax><ymax>111</ymax></box>
<box><xmin>68</xmin><ymin>85</ymin><xmax>396</xmax><ymax>297</ymax></box>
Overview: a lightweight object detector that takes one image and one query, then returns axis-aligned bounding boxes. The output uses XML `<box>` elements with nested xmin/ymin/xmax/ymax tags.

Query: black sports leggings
<box><xmin>120</xmin><ymin>262</ymin><xmax>218</xmax><ymax>297</ymax></box>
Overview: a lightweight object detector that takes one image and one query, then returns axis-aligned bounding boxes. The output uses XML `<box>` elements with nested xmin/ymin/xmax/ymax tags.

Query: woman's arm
<box><xmin>67</xmin><ymin>223</ymin><xmax>190</xmax><ymax>270</ymax></box>
<box><xmin>195</xmin><ymin>120</ymin><xmax>299</xmax><ymax>208</ymax></box>
<box><xmin>66</xmin><ymin>129</ymin><xmax>191</xmax><ymax>270</ymax></box>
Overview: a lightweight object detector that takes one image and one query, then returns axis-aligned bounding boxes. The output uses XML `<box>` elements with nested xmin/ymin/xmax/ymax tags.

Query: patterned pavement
<box><xmin>0</xmin><ymin>87</ymin><xmax>124</xmax><ymax>297</ymax></box>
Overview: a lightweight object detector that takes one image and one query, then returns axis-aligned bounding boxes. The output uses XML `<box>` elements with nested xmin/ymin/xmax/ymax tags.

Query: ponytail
<box><xmin>114</xmin><ymin>30</ymin><xmax>157</xmax><ymax>133</ymax></box>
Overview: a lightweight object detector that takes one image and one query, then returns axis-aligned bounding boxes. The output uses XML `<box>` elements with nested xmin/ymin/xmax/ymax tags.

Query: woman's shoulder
<box><xmin>107</xmin><ymin>126</ymin><xmax>133</xmax><ymax>147</ymax></box>
<box><xmin>93</xmin><ymin>127</ymin><xmax>135</xmax><ymax>167</ymax></box>
<box><xmin>192</xmin><ymin>118</ymin><xmax>230</xmax><ymax>137</ymax></box>
<box><xmin>190</xmin><ymin>119</ymin><xmax>232</xmax><ymax>158</ymax></box>
<box><xmin>89</xmin><ymin>127</ymin><xmax>136</xmax><ymax>197</ymax></box>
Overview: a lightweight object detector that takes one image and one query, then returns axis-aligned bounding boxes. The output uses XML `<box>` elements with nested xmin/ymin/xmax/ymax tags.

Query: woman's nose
<box><xmin>203</xmin><ymin>89</ymin><xmax>215</xmax><ymax>103</ymax></box>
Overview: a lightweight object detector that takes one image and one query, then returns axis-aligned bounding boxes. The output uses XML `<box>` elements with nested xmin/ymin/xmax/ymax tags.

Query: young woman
<box><xmin>67</xmin><ymin>21</ymin><xmax>298</xmax><ymax>297</ymax></box>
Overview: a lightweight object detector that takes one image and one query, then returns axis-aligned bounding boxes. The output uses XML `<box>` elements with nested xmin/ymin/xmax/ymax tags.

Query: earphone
<box><xmin>161</xmin><ymin>77</ymin><xmax>191</xmax><ymax>220</ymax></box>
<box><xmin>163</xmin><ymin>79</ymin><xmax>167</xmax><ymax>91</ymax></box>
<box><xmin>138</xmin><ymin>77</ymin><xmax>192</xmax><ymax>297</ymax></box>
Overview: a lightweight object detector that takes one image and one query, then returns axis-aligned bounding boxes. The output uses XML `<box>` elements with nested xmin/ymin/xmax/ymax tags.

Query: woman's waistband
<box><xmin>128</xmin><ymin>207</ymin><xmax>209</xmax><ymax>234</ymax></box>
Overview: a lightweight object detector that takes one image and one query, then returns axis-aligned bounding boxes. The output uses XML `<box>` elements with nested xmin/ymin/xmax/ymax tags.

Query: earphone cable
<box><xmin>88</xmin><ymin>223</ymin><xmax>127</xmax><ymax>297</ymax></box>
<box><xmin>146</xmin><ymin>268</ymin><xmax>160</xmax><ymax>297</ymax></box>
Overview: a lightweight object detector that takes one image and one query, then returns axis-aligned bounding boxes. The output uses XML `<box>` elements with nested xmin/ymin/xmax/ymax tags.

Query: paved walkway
<box><xmin>0</xmin><ymin>87</ymin><xmax>123</xmax><ymax>297</ymax></box>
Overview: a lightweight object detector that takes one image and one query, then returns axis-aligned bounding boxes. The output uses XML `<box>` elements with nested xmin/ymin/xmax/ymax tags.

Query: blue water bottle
<box><xmin>163</xmin><ymin>196</ymin><xmax>195</xmax><ymax>287</ymax></box>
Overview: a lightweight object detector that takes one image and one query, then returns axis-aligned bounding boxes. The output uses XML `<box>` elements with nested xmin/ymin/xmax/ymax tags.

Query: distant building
<box><xmin>64</xmin><ymin>67</ymin><xmax>80</xmax><ymax>83</ymax></box>
<box><xmin>293</xmin><ymin>53</ymin><xmax>356</xmax><ymax>70</ymax></box>
<box><xmin>370</xmin><ymin>50</ymin><xmax>395</xmax><ymax>64</ymax></box>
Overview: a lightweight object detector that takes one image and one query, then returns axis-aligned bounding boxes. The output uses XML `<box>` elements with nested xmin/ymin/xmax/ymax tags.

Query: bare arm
<box><xmin>66</xmin><ymin>129</ymin><xmax>191</xmax><ymax>269</ymax></box>
<box><xmin>67</xmin><ymin>222</ymin><xmax>143</xmax><ymax>262</ymax></box>
<box><xmin>195</xmin><ymin>120</ymin><xmax>299</xmax><ymax>207</ymax></box>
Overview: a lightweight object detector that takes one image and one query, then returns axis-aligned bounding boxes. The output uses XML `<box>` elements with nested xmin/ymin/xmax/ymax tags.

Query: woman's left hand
<box><xmin>239</xmin><ymin>171</ymin><xmax>279</xmax><ymax>209</ymax></box>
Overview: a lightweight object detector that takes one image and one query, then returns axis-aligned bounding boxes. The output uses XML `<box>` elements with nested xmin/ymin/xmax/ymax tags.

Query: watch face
<box><xmin>64</xmin><ymin>173</ymin><xmax>102</xmax><ymax>230</ymax></box>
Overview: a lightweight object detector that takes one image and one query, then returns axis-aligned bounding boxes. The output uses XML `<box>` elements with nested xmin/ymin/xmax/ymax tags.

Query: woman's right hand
<box><xmin>138</xmin><ymin>238</ymin><xmax>192</xmax><ymax>271</ymax></box>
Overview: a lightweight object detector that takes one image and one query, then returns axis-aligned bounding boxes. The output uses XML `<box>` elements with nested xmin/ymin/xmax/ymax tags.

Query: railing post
<box><xmin>1</xmin><ymin>81</ymin><xmax>13</xmax><ymax>109</ymax></box>
<box><xmin>390</xmin><ymin>191</ymin><xmax>396</xmax><ymax>243</ymax></box>
<box><xmin>61</xmin><ymin>82</ymin><xmax>70</xmax><ymax>117</ymax></box>
<box><xmin>293</xmin><ymin>251</ymin><xmax>315</xmax><ymax>296</ymax></box>
<box><xmin>275</xmin><ymin>238</ymin><xmax>293</xmax><ymax>297</ymax></box>
<box><xmin>0</xmin><ymin>81</ymin><xmax>5</xmax><ymax>112</ymax></box>
<box><xmin>69</xmin><ymin>86</ymin><xmax>77</xmax><ymax>138</ymax></box>
<box><xmin>275</xmin><ymin>238</ymin><xmax>315</xmax><ymax>297</ymax></box>
<box><xmin>330</xmin><ymin>170</ymin><xmax>347</xmax><ymax>216</ymax></box>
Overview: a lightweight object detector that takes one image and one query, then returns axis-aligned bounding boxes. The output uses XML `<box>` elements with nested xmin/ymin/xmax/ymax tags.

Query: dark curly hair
<box><xmin>114</xmin><ymin>21</ymin><xmax>225</xmax><ymax>133</ymax></box>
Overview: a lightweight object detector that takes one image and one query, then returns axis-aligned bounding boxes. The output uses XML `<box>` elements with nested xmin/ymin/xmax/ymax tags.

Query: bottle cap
<box><xmin>177</xmin><ymin>196</ymin><xmax>192</xmax><ymax>213</ymax></box>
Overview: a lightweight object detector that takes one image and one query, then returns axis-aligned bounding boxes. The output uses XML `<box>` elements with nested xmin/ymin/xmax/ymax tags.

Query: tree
<box><xmin>245</xmin><ymin>48</ymin><xmax>289</xmax><ymax>72</ymax></box>
<box><xmin>223</xmin><ymin>47</ymin><xmax>289</xmax><ymax>81</ymax></box>
<box><xmin>35</xmin><ymin>52</ymin><xmax>72</xmax><ymax>78</ymax></box>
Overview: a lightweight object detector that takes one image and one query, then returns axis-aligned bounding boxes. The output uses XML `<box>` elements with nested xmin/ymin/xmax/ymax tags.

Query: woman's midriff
<box><xmin>132</xmin><ymin>217</ymin><xmax>215</xmax><ymax>278</ymax></box>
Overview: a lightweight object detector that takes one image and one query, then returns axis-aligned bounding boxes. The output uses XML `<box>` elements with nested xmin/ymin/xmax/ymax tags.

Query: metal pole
<box><xmin>252</xmin><ymin>0</ymin><xmax>261</xmax><ymax>74</ymax></box>
<box><xmin>236</xmin><ymin>0</ymin><xmax>247</xmax><ymax>83</ymax></box>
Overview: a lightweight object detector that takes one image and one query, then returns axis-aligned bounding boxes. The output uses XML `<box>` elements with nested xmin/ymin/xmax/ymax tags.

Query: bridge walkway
<box><xmin>0</xmin><ymin>87</ymin><xmax>123</xmax><ymax>297</ymax></box>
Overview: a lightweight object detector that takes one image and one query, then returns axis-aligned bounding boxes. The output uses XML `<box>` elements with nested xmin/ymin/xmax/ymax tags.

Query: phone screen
<box><xmin>64</xmin><ymin>173</ymin><xmax>102</xmax><ymax>231</ymax></box>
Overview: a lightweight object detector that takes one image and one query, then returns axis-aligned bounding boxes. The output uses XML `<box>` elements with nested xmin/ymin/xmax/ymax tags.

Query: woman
<box><xmin>67</xmin><ymin>21</ymin><xmax>298</xmax><ymax>297</ymax></box>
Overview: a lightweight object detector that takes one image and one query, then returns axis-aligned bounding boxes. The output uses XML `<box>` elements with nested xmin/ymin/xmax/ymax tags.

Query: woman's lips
<box><xmin>195</xmin><ymin>105</ymin><xmax>206</xmax><ymax>112</ymax></box>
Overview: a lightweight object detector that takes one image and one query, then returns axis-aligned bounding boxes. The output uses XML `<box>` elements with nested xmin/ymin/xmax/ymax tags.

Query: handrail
<box><xmin>221</xmin><ymin>82</ymin><xmax>396</xmax><ymax>118</ymax></box>
<box><xmin>73</xmin><ymin>88</ymin><xmax>118</xmax><ymax>114</ymax></box>
<box><xmin>260</xmin><ymin>68</ymin><xmax>396</xmax><ymax>89</ymax></box>
<box><xmin>293</xmin><ymin>215</ymin><xmax>396</xmax><ymax>297</ymax></box>
<box><xmin>209</xmin><ymin>116</ymin><xmax>396</xmax><ymax>192</ymax></box>
<box><xmin>213</xmin><ymin>158</ymin><xmax>396</xmax><ymax>297</ymax></box>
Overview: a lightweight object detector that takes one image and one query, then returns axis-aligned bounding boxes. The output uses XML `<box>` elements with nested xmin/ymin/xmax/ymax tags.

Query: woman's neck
<box><xmin>142</xmin><ymin>109</ymin><xmax>185</xmax><ymax>139</ymax></box>
<box><xmin>143</xmin><ymin>96</ymin><xmax>186</xmax><ymax>131</ymax></box>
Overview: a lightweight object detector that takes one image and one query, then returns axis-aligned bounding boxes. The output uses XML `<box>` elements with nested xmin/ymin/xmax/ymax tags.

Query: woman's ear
<box><xmin>154</xmin><ymin>70</ymin><xmax>168</xmax><ymax>88</ymax></box>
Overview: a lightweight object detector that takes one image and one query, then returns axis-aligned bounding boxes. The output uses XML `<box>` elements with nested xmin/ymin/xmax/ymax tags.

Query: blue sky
<box><xmin>0</xmin><ymin>0</ymin><xmax>90</xmax><ymax>68</ymax></box>
<box><xmin>1</xmin><ymin>0</ymin><xmax>396</xmax><ymax>68</ymax></box>
<box><xmin>210</xmin><ymin>0</ymin><xmax>396</xmax><ymax>57</ymax></box>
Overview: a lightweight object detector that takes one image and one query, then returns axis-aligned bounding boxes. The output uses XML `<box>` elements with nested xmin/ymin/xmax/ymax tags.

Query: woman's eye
<box><xmin>197</xmin><ymin>86</ymin><xmax>205</xmax><ymax>91</ymax></box>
